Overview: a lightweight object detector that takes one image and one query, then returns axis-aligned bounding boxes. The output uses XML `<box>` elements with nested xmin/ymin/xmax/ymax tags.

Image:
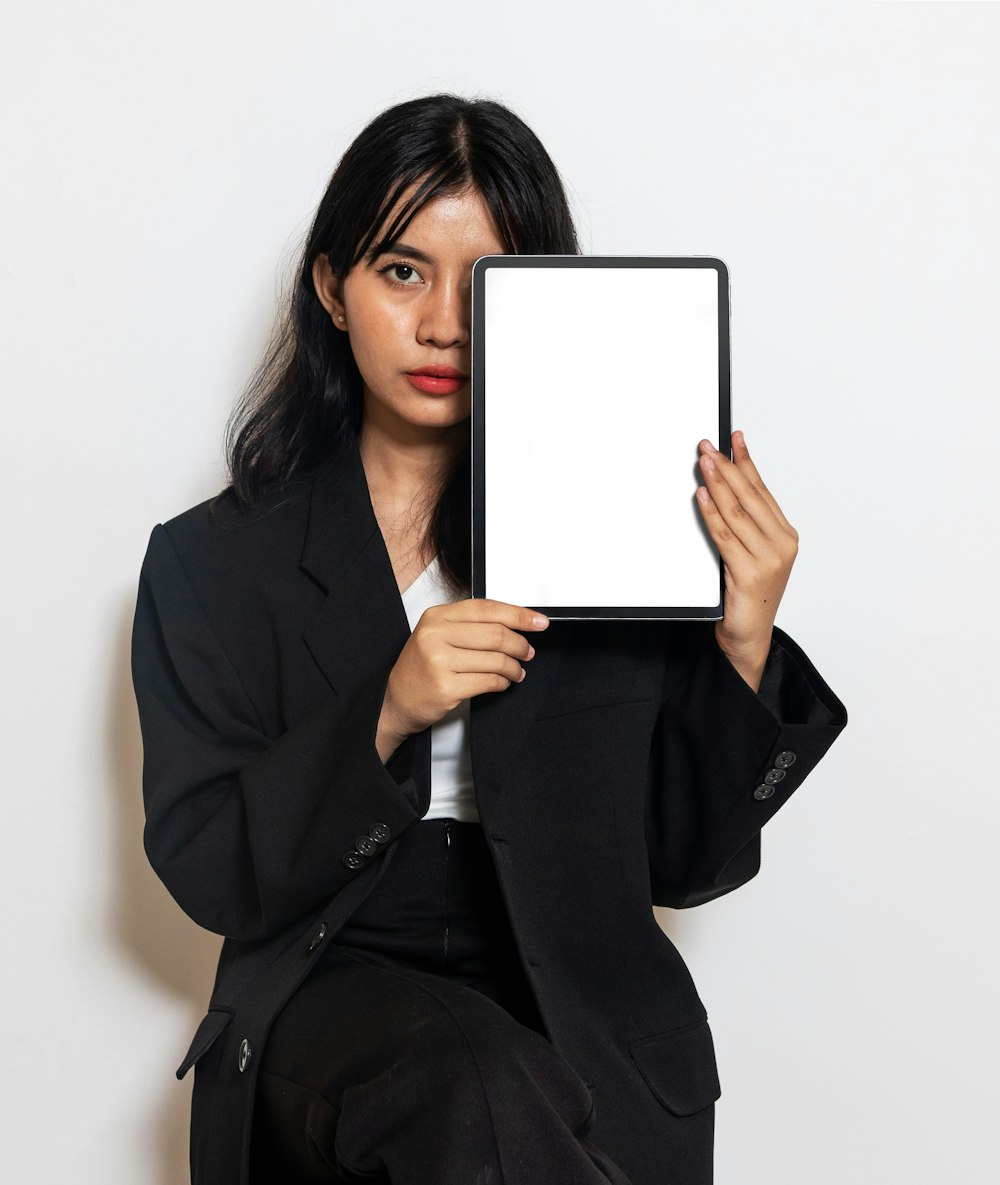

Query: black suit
<box><xmin>130</xmin><ymin>431</ymin><xmax>847</xmax><ymax>1184</ymax></box>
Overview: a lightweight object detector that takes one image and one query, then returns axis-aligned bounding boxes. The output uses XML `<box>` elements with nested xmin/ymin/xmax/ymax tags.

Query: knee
<box><xmin>419</xmin><ymin>1006</ymin><xmax>595</xmax><ymax>1132</ymax></box>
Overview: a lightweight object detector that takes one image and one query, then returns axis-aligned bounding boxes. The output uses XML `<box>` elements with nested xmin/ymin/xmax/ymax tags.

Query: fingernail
<box><xmin>703</xmin><ymin>454</ymin><xmax>715</xmax><ymax>471</ymax></box>
<box><xmin>532</xmin><ymin>614</ymin><xmax>549</xmax><ymax>627</ymax></box>
<box><xmin>696</xmin><ymin>486</ymin><xmax>709</xmax><ymax>503</ymax></box>
<box><xmin>526</xmin><ymin>644</ymin><xmax>536</xmax><ymax>659</ymax></box>
<box><xmin>734</xmin><ymin>429</ymin><xmax>745</xmax><ymax>446</ymax></box>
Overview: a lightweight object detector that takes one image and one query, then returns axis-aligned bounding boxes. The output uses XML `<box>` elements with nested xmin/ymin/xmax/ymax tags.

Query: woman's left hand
<box><xmin>695</xmin><ymin>430</ymin><xmax>799</xmax><ymax>692</ymax></box>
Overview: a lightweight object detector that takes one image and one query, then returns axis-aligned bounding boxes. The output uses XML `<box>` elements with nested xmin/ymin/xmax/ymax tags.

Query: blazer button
<box><xmin>775</xmin><ymin>750</ymin><xmax>797</xmax><ymax>769</ymax></box>
<box><xmin>342</xmin><ymin>851</ymin><xmax>365</xmax><ymax>870</ymax></box>
<box><xmin>370</xmin><ymin>822</ymin><xmax>391</xmax><ymax>844</ymax></box>
<box><xmin>308</xmin><ymin>923</ymin><xmax>327</xmax><ymax>953</ymax></box>
<box><xmin>763</xmin><ymin>768</ymin><xmax>786</xmax><ymax>785</ymax></box>
<box><xmin>355</xmin><ymin>834</ymin><xmax>378</xmax><ymax>857</ymax></box>
<box><xmin>753</xmin><ymin>784</ymin><xmax>775</xmax><ymax>800</ymax></box>
<box><xmin>238</xmin><ymin>1038</ymin><xmax>252</xmax><ymax>1073</ymax></box>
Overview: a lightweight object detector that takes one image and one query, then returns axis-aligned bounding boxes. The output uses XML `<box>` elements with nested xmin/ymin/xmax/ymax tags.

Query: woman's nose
<box><xmin>417</xmin><ymin>281</ymin><xmax>469</xmax><ymax>349</ymax></box>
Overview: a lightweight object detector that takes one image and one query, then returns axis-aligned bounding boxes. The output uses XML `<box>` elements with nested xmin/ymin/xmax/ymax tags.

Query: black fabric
<box><xmin>130</xmin><ymin>430</ymin><xmax>849</xmax><ymax>1185</ymax></box>
<box><xmin>250</xmin><ymin>818</ymin><xmax>633</xmax><ymax>1183</ymax></box>
<box><xmin>325</xmin><ymin>818</ymin><xmax>545</xmax><ymax>1032</ymax></box>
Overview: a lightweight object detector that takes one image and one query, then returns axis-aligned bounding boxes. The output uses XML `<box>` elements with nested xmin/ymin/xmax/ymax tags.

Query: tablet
<box><xmin>470</xmin><ymin>255</ymin><xmax>730</xmax><ymax>620</ymax></box>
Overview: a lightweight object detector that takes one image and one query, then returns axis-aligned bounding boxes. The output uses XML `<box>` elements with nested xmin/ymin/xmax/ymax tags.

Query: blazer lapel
<box><xmin>297</xmin><ymin>431</ymin><xmax>562</xmax><ymax>822</ymax></box>
<box><xmin>299</xmin><ymin>432</ymin><xmax>410</xmax><ymax>697</ymax></box>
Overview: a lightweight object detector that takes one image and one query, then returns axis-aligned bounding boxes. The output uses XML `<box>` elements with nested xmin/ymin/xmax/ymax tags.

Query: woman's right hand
<box><xmin>377</xmin><ymin>599</ymin><xmax>550</xmax><ymax>757</ymax></box>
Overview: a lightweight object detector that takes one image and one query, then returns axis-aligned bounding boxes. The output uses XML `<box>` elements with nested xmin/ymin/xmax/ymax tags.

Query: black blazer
<box><xmin>130</xmin><ymin>431</ymin><xmax>847</xmax><ymax>1185</ymax></box>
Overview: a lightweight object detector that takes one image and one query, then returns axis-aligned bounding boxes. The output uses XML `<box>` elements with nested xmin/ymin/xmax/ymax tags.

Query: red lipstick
<box><xmin>405</xmin><ymin>366</ymin><xmax>468</xmax><ymax>395</ymax></box>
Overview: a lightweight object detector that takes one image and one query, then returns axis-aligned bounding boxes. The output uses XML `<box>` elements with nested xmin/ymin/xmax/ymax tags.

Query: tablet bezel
<box><xmin>470</xmin><ymin>254</ymin><xmax>730</xmax><ymax>620</ymax></box>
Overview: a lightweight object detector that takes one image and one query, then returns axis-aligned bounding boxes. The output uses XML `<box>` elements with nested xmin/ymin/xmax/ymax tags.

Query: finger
<box><xmin>450</xmin><ymin>667</ymin><xmax>526</xmax><ymax>699</ymax></box>
<box><xmin>435</xmin><ymin>598</ymin><xmax>549</xmax><ymax>631</ymax></box>
<box><xmin>422</xmin><ymin>617</ymin><xmax>538</xmax><ymax>661</ymax></box>
<box><xmin>698</xmin><ymin>452</ymin><xmax>771</xmax><ymax>557</ymax></box>
<box><xmin>699</xmin><ymin>444</ymin><xmax>788</xmax><ymax>547</ymax></box>
<box><xmin>447</xmin><ymin>648</ymin><xmax>530</xmax><ymax>684</ymax></box>
<box><xmin>695</xmin><ymin>484</ymin><xmax>754</xmax><ymax>571</ymax></box>
<box><xmin>729</xmin><ymin>430</ymin><xmax>796</xmax><ymax>535</ymax></box>
<box><xmin>699</xmin><ymin>434</ymin><xmax>781</xmax><ymax>528</ymax></box>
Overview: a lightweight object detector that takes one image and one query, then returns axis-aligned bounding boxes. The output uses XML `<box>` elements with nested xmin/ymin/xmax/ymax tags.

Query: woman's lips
<box><xmin>405</xmin><ymin>372</ymin><xmax>468</xmax><ymax>395</ymax></box>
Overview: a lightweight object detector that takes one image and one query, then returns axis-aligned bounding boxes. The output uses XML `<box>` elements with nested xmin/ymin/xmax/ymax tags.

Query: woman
<box><xmin>131</xmin><ymin>94</ymin><xmax>847</xmax><ymax>1185</ymax></box>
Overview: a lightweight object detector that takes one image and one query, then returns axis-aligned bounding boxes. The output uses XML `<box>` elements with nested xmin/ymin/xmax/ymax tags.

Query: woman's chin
<box><xmin>365</xmin><ymin>393</ymin><xmax>471</xmax><ymax>434</ymax></box>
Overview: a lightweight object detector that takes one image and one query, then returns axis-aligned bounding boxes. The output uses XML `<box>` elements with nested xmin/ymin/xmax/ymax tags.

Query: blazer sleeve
<box><xmin>645</xmin><ymin>623</ymin><xmax>848</xmax><ymax>909</ymax></box>
<box><xmin>130</xmin><ymin>523</ymin><xmax>422</xmax><ymax>942</ymax></box>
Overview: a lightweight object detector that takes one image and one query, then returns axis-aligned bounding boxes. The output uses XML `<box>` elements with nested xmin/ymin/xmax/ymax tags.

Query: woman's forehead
<box><xmin>370</xmin><ymin>181</ymin><xmax>505</xmax><ymax>257</ymax></box>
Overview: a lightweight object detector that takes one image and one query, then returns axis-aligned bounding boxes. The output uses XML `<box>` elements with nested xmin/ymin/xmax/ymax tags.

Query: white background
<box><xmin>3</xmin><ymin>2</ymin><xmax>996</xmax><ymax>1182</ymax></box>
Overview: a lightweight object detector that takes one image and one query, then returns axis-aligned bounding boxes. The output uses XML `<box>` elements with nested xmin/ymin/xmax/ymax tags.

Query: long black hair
<box><xmin>222</xmin><ymin>93</ymin><xmax>581</xmax><ymax>593</ymax></box>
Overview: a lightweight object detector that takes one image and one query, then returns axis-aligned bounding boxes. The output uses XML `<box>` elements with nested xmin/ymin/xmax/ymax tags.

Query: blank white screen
<box><xmin>480</xmin><ymin>262</ymin><xmax>724</xmax><ymax>615</ymax></box>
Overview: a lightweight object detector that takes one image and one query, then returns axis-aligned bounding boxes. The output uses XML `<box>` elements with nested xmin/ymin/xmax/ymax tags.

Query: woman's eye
<box><xmin>380</xmin><ymin>261</ymin><xmax>423</xmax><ymax>287</ymax></box>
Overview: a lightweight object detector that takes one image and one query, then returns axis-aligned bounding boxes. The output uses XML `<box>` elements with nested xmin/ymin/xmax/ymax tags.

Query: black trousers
<box><xmin>249</xmin><ymin>818</ymin><xmax>633</xmax><ymax>1184</ymax></box>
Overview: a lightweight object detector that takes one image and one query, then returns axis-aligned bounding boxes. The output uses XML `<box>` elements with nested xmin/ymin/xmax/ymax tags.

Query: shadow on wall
<box><xmin>107</xmin><ymin>594</ymin><xmax>221</xmax><ymax>1185</ymax></box>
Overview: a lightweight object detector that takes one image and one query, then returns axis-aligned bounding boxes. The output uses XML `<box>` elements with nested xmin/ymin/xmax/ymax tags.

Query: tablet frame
<box><xmin>470</xmin><ymin>254</ymin><xmax>730</xmax><ymax>620</ymax></box>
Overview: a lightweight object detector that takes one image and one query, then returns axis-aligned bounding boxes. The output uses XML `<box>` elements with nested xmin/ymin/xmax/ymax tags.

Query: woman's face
<box><xmin>313</xmin><ymin>182</ymin><xmax>506</xmax><ymax>437</ymax></box>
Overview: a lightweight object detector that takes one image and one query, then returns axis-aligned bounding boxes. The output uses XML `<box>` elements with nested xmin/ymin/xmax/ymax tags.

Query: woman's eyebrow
<box><xmin>371</xmin><ymin>241</ymin><xmax>434</xmax><ymax>265</ymax></box>
<box><xmin>370</xmin><ymin>240</ymin><xmax>482</xmax><ymax>269</ymax></box>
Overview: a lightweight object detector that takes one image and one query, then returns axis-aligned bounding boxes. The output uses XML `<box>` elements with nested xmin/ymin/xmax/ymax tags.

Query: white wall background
<box><xmin>3</xmin><ymin>1</ymin><xmax>996</xmax><ymax>1181</ymax></box>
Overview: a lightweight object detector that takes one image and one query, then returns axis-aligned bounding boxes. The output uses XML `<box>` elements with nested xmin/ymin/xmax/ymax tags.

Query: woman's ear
<box><xmin>312</xmin><ymin>254</ymin><xmax>348</xmax><ymax>330</ymax></box>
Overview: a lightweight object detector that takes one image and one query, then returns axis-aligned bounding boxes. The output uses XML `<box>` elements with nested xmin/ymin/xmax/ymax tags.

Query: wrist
<box><xmin>376</xmin><ymin>687</ymin><xmax>410</xmax><ymax>763</ymax></box>
<box><xmin>714</xmin><ymin>625</ymin><xmax>772</xmax><ymax>694</ymax></box>
<box><xmin>375</xmin><ymin>716</ymin><xmax>407</xmax><ymax>764</ymax></box>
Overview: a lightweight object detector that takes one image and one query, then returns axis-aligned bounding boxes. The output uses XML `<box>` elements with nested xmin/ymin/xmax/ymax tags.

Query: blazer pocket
<box><xmin>535</xmin><ymin>669</ymin><xmax>661</xmax><ymax>720</ymax></box>
<box><xmin>627</xmin><ymin>1018</ymin><xmax>722</xmax><ymax>1116</ymax></box>
<box><xmin>176</xmin><ymin>1006</ymin><xmax>235</xmax><ymax>1080</ymax></box>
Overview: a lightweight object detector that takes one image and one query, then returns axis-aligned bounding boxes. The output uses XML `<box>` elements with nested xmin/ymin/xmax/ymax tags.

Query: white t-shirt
<box><xmin>399</xmin><ymin>557</ymin><xmax>479</xmax><ymax>824</ymax></box>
